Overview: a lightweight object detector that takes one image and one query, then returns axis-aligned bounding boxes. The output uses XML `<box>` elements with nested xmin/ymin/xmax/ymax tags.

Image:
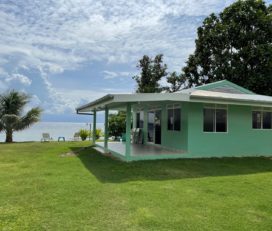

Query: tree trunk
<box><xmin>5</xmin><ymin>129</ymin><xmax>13</xmax><ymax>143</ymax></box>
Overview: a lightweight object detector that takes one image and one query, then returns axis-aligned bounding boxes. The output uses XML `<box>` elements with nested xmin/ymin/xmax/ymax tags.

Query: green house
<box><xmin>77</xmin><ymin>80</ymin><xmax>272</xmax><ymax>161</ymax></box>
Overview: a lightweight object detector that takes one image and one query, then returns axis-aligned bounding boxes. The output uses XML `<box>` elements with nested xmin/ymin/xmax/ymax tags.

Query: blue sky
<box><xmin>0</xmin><ymin>0</ymin><xmax>271</xmax><ymax>122</ymax></box>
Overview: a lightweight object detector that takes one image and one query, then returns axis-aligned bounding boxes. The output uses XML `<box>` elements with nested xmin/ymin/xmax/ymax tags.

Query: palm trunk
<box><xmin>5</xmin><ymin>129</ymin><xmax>13</xmax><ymax>143</ymax></box>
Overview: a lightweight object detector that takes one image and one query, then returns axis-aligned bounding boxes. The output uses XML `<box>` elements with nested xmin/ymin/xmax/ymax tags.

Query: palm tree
<box><xmin>0</xmin><ymin>90</ymin><xmax>42</xmax><ymax>143</ymax></box>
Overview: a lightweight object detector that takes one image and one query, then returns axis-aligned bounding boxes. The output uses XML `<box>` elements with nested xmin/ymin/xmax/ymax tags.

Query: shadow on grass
<box><xmin>71</xmin><ymin>146</ymin><xmax>272</xmax><ymax>183</ymax></box>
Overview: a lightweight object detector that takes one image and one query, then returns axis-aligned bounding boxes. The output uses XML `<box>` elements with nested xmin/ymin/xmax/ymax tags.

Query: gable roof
<box><xmin>76</xmin><ymin>80</ymin><xmax>272</xmax><ymax>113</ymax></box>
<box><xmin>194</xmin><ymin>80</ymin><xmax>255</xmax><ymax>94</ymax></box>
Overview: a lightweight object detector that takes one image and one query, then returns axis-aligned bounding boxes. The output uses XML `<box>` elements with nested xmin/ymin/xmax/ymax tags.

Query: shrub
<box><xmin>95</xmin><ymin>129</ymin><xmax>102</xmax><ymax>140</ymax></box>
<box><xmin>109</xmin><ymin>111</ymin><xmax>126</xmax><ymax>137</ymax></box>
<box><xmin>79</xmin><ymin>129</ymin><xmax>90</xmax><ymax>141</ymax></box>
<box><xmin>88</xmin><ymin>129</ymin><xmax>103</xmax><ymax>140</ymax></box>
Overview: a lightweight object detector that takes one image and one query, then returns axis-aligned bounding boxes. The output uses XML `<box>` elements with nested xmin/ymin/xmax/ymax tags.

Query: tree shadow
<box><xmin>71</xmin><ymin>146</ymin><xmax>272</xmax><ymax>183</ymax></box>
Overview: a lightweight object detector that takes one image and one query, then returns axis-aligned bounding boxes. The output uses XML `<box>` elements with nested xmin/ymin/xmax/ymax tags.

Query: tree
<box><xmin>182</xmin><ymin>0</ymin><xmax>272</xmax><ymax>95</ymax></box>
<box><xmin>108</xmin><ymin>111</ymin><xmax>126</xmax><ymax>138</ymax></box>
<box><xmin>133</xmin><ymin>54</ymin><xmax>167</xmax><ymax>93</ymax></box>
<box><xmin>0</xmin><ymin>90</ymin><xmax>42</xmax><ymax>143</ymax></box>
<box><xmin>165</xmin><ymin>71</ymin><xmax>186</xmax><ymax>92</ymax></box>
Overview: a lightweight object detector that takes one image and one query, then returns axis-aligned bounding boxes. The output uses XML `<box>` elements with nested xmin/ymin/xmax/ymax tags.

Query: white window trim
<box><xmin>203</xmin><ymin>104</ymin><xmax>228</xmax><ymax>133</ymax></box>
<box><xmin>252</xmin><ymin>108</ymin><xmax>272</xmax><ymax>130</ymax></box>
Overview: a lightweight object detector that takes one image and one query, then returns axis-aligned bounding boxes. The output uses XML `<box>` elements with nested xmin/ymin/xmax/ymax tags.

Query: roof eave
<box><xmin>76</xmin><ymin>94</ymin><xmax>114</xmax><ymax>112</ymax></box>
<box><xmin>190</xmin><ymin>95</ymin><xmax>272</xmax><ymax>107</ymax></box>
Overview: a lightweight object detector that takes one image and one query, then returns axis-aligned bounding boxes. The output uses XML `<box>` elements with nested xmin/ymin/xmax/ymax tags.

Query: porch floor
<box><xmin>96</xmin><ymin>142</ymin><xmax>185</xmax><ymax>157</ymax></box>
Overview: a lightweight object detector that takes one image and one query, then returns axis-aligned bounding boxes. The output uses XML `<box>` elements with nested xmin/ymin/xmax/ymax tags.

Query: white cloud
<box><xmin>5</xmin><ymin>74</ymin><xmax>32</xmax><ymax>86</ymax></box>
<box><xmin>103</xmin><ymin>70</ymin><xmax>131</xmax><ymax>79</ymax></box>
<box><xmin>0</xmin><ymin>0</ymin><xmax>233</xmax><ymax>72</ymax></box>
<box><xmin>0</xmin><ymin>0</ymin><xmax>238</xmax><ymax>116</ymax></box>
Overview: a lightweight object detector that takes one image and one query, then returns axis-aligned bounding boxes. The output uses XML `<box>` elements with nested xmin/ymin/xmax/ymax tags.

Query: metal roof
<box><xmin>190</xmin><ymin>90</ymin><xmax>272</xmax><ymax>106</ymax></box>
<box><xmin>76</xmin><ymin>80</ymin><xmax>272</xmax><ymax>113</ymax></box>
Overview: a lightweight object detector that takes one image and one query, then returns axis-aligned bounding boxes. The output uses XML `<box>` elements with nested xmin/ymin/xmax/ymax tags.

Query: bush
<box><xmin>79</xmin><ymin>129</ymin><xmax>90</xmax><ymax>141</ymax></box>
<box><xmin>109</xmin><ymin>111</ymin><xmax>126</xmax><ymax>137</ymax></box>
<box><xmin>95</xmin><ymin>129</ymin><xmax>102</xmax><ymax>140</ymax></box>
<box><xmin>88</xmin><ymin>129</ymin><xmax>103</xmax><ymax>140</ymax></box>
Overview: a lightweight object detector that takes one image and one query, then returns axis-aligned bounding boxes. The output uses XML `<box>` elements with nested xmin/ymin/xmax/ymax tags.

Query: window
<box><xmin>167</xmin><ymin>105</ymin><xmax>181</xmax><ymax>131</ymax></box>
<box><xmin>203</xmin><ymin>108</ymin><xmax>215</xmax><ymax>132</ymax></box>
<box><xmin>252</xmin><ymin>111</ymin><xmax>262</xmax><ymax>129</ymax></box>
<box><xmin>263</xmin><ymin>112</ymin><xmax>272</xmax><ymax>129</ymax></box>
<box><xmin>136</xmin><ymin>111</ymin><xmax>144</xmax><ymax>128</ymax></box>
<box><xmin>203</xmin><ymin>106</ymin><xmax>227</xmax><ymax>132</ymax></box>
<box><xmin>252</xmin><ymin>110</ymin><xmax>272</xmax><ymax>129</ymax></box>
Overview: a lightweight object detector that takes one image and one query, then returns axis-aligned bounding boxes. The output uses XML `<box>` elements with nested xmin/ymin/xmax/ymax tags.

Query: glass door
<box><xmin>154</xmin><ymin>110</ymin><xmax>161</xmax><ymax>144</ymax></box>
<box><xmin>148</xmin><ymin>111</ymin><xmax>155</xmax><ymax>143</ymax></box>
<box><xmin>148</xmin><ymin>110</ymin><xmax>161</xmax><ymax>144</ymax></box>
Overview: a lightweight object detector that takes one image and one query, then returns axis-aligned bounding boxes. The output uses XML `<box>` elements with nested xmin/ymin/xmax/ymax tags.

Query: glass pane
<box><xmin>174</xmin><ymin>108</ymin><xmax>181</xmax><ymax>131</ymax></box>
<box><xmin>148</xmin><ymin>112</ymin><xmax>154</xmax><ymax>142</ymax></box>
<box><xmin>252</xmin><ymin>111</ymin><xmax>262</xmax><ymax>129</ymax></box>
<box><xmin>203</xmin><ymin>108</ymin><xmax>215</xmax><ymax>132</ymax></box>
<box><xmin>168</xmin><ymin>109</ymin><xmax>174</xmax><ymax>130</ymax></box>
<box><xmin>216</xmin><ymin>109</ymin><xmax>227</xmax><ymax>132</ymax></box>
<box><xmin>139</xmin><ymin>111</ymin><xmax>144</xmax><ymax>128</ymax></box>
<box><xmin>136</xmin><ymin>112</ymin><xmax>140</xmax><ymax>128</ymax></box>
<box><xmin>263</xmin><ymin>111</ymin><xmax>271</xmax><ymax>129</ymax></box>
<box><xmin>155</xmin><ymin>110</ymin><xmax>161</xmax><ymax>144</ymax></box>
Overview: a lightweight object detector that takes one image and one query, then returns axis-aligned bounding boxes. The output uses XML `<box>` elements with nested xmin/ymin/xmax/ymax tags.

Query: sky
<box><xmin>0</xmin><ymin>0</ymin><xmax>271</xmax><ymax>122</ymax></box>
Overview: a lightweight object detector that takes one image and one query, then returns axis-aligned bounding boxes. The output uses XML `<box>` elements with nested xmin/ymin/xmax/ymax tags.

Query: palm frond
<box><xmin>0</xmin><ymin>90</ymin><xmax>30</xmax><ymax>116</ymax></box>
<box><xmin>0</xmin><ymin>114</ymin><xmax>20</xmax><ymax>130</ymax></box>
<box><xmin>14</xmin><ymin>107</ymin><xmax>42</xmax><ymax>131</ymax></box>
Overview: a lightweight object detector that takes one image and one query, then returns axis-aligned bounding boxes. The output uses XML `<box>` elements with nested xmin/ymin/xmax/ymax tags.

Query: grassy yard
<box><xmin>1</xmin><ymin>142</ymin><xmax>272</xmax><ymax>231</ymax></box>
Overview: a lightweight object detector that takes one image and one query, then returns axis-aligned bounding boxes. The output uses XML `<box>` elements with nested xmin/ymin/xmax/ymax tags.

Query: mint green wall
<box><xmin>132</xmin><ymin>102</ymin><xmax>188</xmax><ymax>151</ymax></box>
<box><xmin>188</xmin><ymin>103</ymin><xmax>272</xmax><ymax>157</ymax></box>
<box><xmin>161</xmin><ymin>102</ymin><xmax>188</xmax><ymax>151</ymax></box>
<box><xmin>131</xmin><ymin>101</ymin><xmax>272</xmax><ymax>158</ymax></box>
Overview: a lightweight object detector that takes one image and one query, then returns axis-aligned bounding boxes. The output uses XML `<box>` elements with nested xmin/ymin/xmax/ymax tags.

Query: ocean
<box><xmin>0</xmin><ymin>122</ymin><xmax>105</xmax><ymax>142</ymax></box>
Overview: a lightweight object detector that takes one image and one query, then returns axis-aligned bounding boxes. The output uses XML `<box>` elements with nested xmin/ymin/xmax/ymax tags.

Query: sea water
<box><xmin>0</xmin><ymin>122</ymin><xmax>105</xmax><ymax>142</ymax></box>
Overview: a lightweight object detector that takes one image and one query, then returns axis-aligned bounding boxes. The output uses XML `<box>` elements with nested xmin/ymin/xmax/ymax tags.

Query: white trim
<box><xmin>252</xmin><ymin>108</ymin><xmax>272</xmax><ymax>130</ymax></box>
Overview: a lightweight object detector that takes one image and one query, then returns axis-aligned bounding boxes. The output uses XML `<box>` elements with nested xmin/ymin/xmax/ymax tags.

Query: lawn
<box><xmin>1</xmin><ymin>142</ymin><xmax>272</xmax><ymax>231</ymax></box>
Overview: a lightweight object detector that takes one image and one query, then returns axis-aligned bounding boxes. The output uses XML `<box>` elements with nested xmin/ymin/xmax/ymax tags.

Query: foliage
<box><xmin>108</xmin><ymin>111</ymin><xmax>126</xmax><ymax>137</ymax></box>
<box><xmin>79</xmin><ymin>129</ymin><xmax>90</xmax><ymax>141</ymax></box>
<box><xmin>165</xmin><ymin>71</ymin><xmax>186</xmax><ymax>92</ymax></box>
<box><xmin>1</xmin><ymin>142</ymin><xmax>272</xmax><ymax>230</ymax></box>
<box><xmin>0</xmin><ymin>90</ymin><xmax>42</xmax><ymax>142</ymax></box>
<box><xmin>94</xmin><ymin>128</ymin><xmax>102</xmax><ymax>140</ymax></box>
<box><xmin>133</xmin><ymin>54</ymin><xmax>167</xmax><ymax>93</ymax></box>
<box><xmin>182</xmin><ymin>0</ymin><xmax>272</xmax><ymax>95</ymax></box>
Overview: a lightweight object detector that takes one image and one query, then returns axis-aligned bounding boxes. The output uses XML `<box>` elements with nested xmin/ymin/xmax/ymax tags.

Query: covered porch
<box><xmin>76</xmin><ymin>93</ymin><xmax>188</xmax><ymax>161</ymax></box>
<box><xmin>96</xmin><ymin>142</ymin><xmax>186</xmax><ymax>161</ymax></box>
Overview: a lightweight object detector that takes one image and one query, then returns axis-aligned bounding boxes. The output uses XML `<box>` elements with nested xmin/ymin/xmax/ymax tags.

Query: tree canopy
<box><xmin>165</xmin><ymin>71</ymin><xmax>186</xmax><ymax>92</ymax></box>
<box><xmin>133</xmin><ymin>54</ymin><xmax>168</xmax><ymax>93</ymax></box>
<box><xmin>0</xmin><ymin>90</ymin><xmax>42</xmax><ymax>142</ymax></box>
<box><xmin>108</xmin><ymin>111</ymin><xmax>126</xmax><ymax>138</ymax></box>
<box><xmin>182</xmin><ymin>0</ymin><xmax>272</xmax><ymax>95</ymax></box>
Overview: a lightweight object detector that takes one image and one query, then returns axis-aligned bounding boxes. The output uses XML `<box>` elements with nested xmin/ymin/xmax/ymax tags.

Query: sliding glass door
<box><xmin>148</xmin><ymin>110</ymin><xmax>161</xmax><ymax>144</ymax></box>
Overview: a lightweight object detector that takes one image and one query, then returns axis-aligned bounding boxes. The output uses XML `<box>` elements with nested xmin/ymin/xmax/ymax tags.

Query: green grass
<box><xmin>1</xmin><ymin>142</ymin><xmax>272</xmax><ymax>231</ymax></box>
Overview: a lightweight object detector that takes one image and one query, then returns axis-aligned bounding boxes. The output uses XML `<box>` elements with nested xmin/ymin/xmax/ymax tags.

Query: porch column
<box><xmin>104</xmin><ymin>107</ymin><xmax>109</xmax><ymax>151</ymax></box>
<box><xmin>125</xmin><ymin>103</ymin><xmax>131</xmax><ymax>160</ymax></box>
<box><xmin>143</xmin><ymin>106</ymin><xmax>148</xmax><ymax>144</ymax></box>
<box><xmin>92</xmin><ymin>110</ymin><xmax>96</xmax><ymax>145</ymax></box>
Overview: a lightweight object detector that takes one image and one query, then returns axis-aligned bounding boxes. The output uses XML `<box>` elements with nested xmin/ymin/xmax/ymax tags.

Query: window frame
<box><xmin>252</xmin><ymin>108</ymin><xmax>272</xmax><ymax>130</ymax></box>
<box><xmin>167</xmin><ymin>104</ymin><xmax>181</xmax><ymax>131</ymax></box>
<box><xmin>203</xmin><ymin>104</ymin><xmax>228</xmax><ymax>133</ymax></box>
